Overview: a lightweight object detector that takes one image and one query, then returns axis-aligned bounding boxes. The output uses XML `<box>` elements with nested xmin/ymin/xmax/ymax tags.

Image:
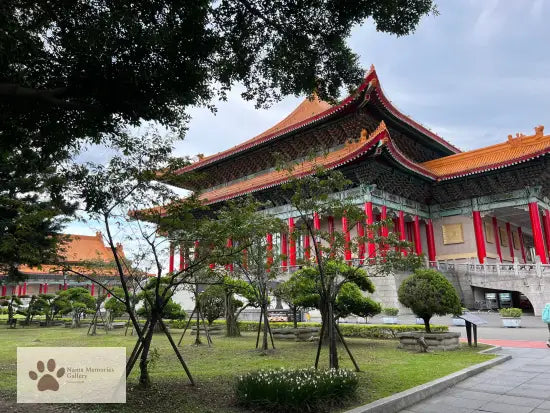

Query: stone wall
<box><xmin>369</xmin><ymin>274</ymin><xmax>410</xmax><ymax>313</ymax></box>
<box><xmin>397</xmin><ymin>331</ymin><xmax>460</xmax><ymax>351</ymax></box>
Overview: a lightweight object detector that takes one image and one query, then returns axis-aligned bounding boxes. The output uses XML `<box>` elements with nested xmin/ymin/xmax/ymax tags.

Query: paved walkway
<box><xmin>400</xmin><ymin>347</ymin><xmax>550</xmax><ymax>413</ymax></box>
<box><xmin>459</xmin><ymin>338</ymin><xmax>549</xmax><ymax>348</ymax></box>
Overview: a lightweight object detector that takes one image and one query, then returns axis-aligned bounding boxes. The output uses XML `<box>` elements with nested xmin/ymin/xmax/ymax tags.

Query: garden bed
<box><xmin>186</xmin><ymin>320</ymin><xmax>448</xmax><ymax>339</ymax></box>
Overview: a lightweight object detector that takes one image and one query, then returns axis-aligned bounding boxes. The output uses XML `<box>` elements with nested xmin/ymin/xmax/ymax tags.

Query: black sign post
<box><xmin>459</xmin><ymin>313</ymin><xmax>488</xmax><ymax>347</ymax></box>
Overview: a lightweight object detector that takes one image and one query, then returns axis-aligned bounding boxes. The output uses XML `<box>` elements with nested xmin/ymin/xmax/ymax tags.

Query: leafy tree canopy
<box><xmin>1</xmin><ymin>0</ymin><xmax>435</xmax><ymax>271</ymax></box>
<box><xmin>398</xmin><ymin>268</ymin><xmax>461</xmax><ymax>332</ymax></box>
<box><xmin>283</xmin><ymin>260</ymin><xmax>381</xmax><ymax>319</ymax></box>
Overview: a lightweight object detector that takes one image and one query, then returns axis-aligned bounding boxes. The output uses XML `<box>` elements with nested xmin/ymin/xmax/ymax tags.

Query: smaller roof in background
<box><xmin>15</xmin><ymin>233</ymin><xmax>125</xmax><ymax>277</ymax></box>
<box><xmin>59</xmin><ymin>232</ymin><xmax>123</xmax><ymax>263</ymax></box>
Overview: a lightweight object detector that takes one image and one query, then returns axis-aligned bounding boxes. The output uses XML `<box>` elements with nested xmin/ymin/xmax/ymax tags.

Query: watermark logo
<box><xmin>18</xmin><ymin>347</ymin><xmax>126</xmax><ymax>403</ymax></box>
<box><xmin>29</xmin><ymin>359</ymin><xmax>65</xmax><ymax>391</ymax></box>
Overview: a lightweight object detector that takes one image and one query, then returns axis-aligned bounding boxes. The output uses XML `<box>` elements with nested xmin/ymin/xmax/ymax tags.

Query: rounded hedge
<box><xmin>398</xmin><ymin>268</ymin><xmax>461</xmax><ymax>332</ymax></box>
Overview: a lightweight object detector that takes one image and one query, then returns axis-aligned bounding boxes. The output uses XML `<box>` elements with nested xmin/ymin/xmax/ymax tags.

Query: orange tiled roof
<box><xmin>176</xmin><ymin>66</ymin><xmax>459</xmax><ymax>176</ymax></box>
<box><xmin>180</xmin><ymin>95</ymin><xmax>332</xmax><ymax>172</ymax></box>
<box><xmin>421</xmin><ymin>126</ymin><xmax>550</xmax><ymax>180</ymax></box>
<box><xmin>199</xmin><ymin>122</ymin><xmax>389</xmax><ymax>204</ymax></box>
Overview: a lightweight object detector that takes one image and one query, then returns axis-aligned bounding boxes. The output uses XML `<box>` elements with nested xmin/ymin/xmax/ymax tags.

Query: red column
<box><xmin>425</xmin><ymin>219</ymin><xmax>436</xmax><ymax>262</ymax></box>
<box><xmin>413</xmin><ymin>216</ymin><xmax>422</xmax><ymax>255</ymax></box>
<box><xmin>314</xmin><ymin>212</ymin><xmax>321</xmax><ymax>260</ymax></box>
<box><xmin>22</xmin><ymin>282</ymin><xmax>27</xmax><ymax>295</ymax></box>
<box><xmin>39</xmin><ymin>284</ymin><xmax>43</xmax><ymax>294</ymax></box>
<box><xmin>342</xmin><ymin>214</ymin><xmax>351</xmax><ymax>264</ymax></box>
<box><xmin>194</xmin><ymin>240</ymin><xmax>199</xmax><ymax>259</ymax></box>
<box><xmin>90</xmin><ymin>283</ymin><xmax>95</xmax><ymax>297</ymax></box>
<box><xmin>356</xmin><ymin>222</ymin><xmax>365</xmax><ymax>264</ymax></box>
<box><xmin>169</xmin><ymin>243</ymin><xmax>175</xmax><ymax>273</ymax></box>
<box><xmin>505</xmin><ymin>223</ymin><xmax>515</xmax><ymax>262</ymax></box>
<box><xmin>1</xmin><ymin>285</ymin><xmax>6</xmax><ymax>296</ymax></box>
<box><xmin>472</xmin><ymin>211</ymin><xmax>487</xmax><ymax>264</ymax></box>
<box><xmin>492</xmin><ymin>217</ymin><xmax>503</xmax><ymax>263</ymax></box>
<box><xmin>266</xmin><ymin>233</ymin><xmax>273</xmax><ymax>270</ymax></box>
<box><xmin>63</xmin><ymin>282</ymin><xmax>67</xmax><ymax>290</ymax></box>
<box><xmin>288</xmin><ymin>218</ymin><xmax>296</xmax><ymax>268</ymax></box>
<box><xmin>398</xmin><ymin>211</ymin><xmax>407</xmax><ymax>256</ymax></box>
<box><xmin>528</xmin><ymin>202</ymin><xmax>547</xmax><ymax>264</ymax></box>
<box><xmin>304</xmin><ymin>234</ymin><xmax>311</xmax><ymax>260</ymax></box>
<box><xmin>209</xmin><ymin>243</ymin><xmax>215</xmax><ymax>270</ymax></box>
<box><xmin>380</xmin><ymin>206</ymin><xmax>388</xmax><ymax>256</ymax></box>
<box><xmin>281</xmin><ymin>232</ymin><xmax>288</xmax><ymax>270</ymax></box>
<box><xmin>226</xmin><ymin>238</ymin><xmax>233</xmax><ymax>271</ymax></box>
<box><xmin>17</xmin><ymin>285</ymin><xmax>21</xmax><ymax>296</ymax></box>
<box><xmin>542</xmin><ymin>209</ymin><xmax>550</xmax><ymax>261</ymax></box>
<box><xmin>406</xmin><ymin>222</ymin><xmax>414</xmax><ymax>242</ymax></box>
<box><xmin>43</xmin><ymin>283</ymin><xmax>48</xmax><ymax>294</ymax></box>
<box><xmin>517</xmin><ymin>227</ymin><xmax>527</xmax><ymax>263</ymax></box>
<box><xmin>365</xmin><ymin>202</ymin><xmax>375</xmax><ymax>260</ymax></box>
<box><xmin>328</xmin><ymin>216</ymin><xmax>335</xmax><ymax>257</ymax></box>
<box><xmin>11</xmin><ymin>286</ymin><xmax>16</xmax><ymax>295</ymax></box>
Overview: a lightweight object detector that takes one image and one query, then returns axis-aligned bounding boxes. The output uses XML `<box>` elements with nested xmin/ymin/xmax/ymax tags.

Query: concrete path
<box><xmin>399</xmin><ymin>347</ymin><xmax>550</xmax><ymax>413</ymax></box>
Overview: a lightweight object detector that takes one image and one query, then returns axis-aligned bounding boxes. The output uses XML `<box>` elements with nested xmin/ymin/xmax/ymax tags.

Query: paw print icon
<box><xmin>28</xmin><ymin>359</ymin><xmax>65</xmax><ymax>391</ymax></box>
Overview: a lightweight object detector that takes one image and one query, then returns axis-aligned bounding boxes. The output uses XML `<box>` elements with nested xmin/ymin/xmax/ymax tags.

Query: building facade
<box><xmin>169</xmin><ymin>66</ymin><xmax>550</xmax><ymax>315</ymax></box>
<box><xmin>0</xmin><ymin>233</ymin><xmax>122</xmax><ymax>298</ymax></box>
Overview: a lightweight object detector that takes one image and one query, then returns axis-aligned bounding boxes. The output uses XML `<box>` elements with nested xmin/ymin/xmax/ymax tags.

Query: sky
<box><xmin>64</xmin><ymin>0</ymin><xmax>550</xmax><ymax>258</ymax></box>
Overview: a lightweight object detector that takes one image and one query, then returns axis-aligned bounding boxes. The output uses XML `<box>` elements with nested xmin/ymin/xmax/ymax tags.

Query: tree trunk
<box><xmin>194</xmin><ymin>307</ymin><xmax>202</xmax><ymax>345</ymax></box>
<box><xmin>423</xmin><ymin>317</ymin><xmax>431</xmax><ymax>333</ymax></box>
<box><xmin>292</xmin><ymin>306</ymin><xmax>298</xmax><ymax>329</ymax></box>
<box><xmin>320</xmin><ymin>305</ymin><xmax>330</xmax><ymax>343</ymax></box>
<box><xmin>261</xmin><ymin>304</ymin><xmax>269</xmax><ymax>351</ymax></box>
<box><xmin>139</xmin><ymin>316</ymin><xmax>156</xmax><ymax>388</ymax></box>
<box><xmin>225</xmin><ymin>293</ymin><xmax>240</xmax><ymax>337</ymax></box>
<box><xmin>328</xmin><ymin>304</ymin><xmax>338</xmax><ymax>369</ymax></box>
<box><xmin>71</xmin><ymin>313</ymin><xmax>79</xmax><ymax>328</ymax></box>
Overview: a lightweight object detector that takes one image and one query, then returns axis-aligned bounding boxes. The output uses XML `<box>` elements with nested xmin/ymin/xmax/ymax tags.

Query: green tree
<box><xmin>198</xmin><ymin>286</ymin><xmax>225</xmax><ymax>326</ymax></box>
<box><xmin>57</xmin><ymin>287</ymin><xmax>96</xmax><ymax>328</ymax></box>
<box><xmin>105</xmin><ymin>289</ymin><xmax>129</xmax><ymax>322</ymax></box>
<box><xmin>137</xmin><ymin>278</ymin><xmax>187</xmax><ymax>322</ymax></box>
<box><xmin>283</xmin><ymin>261</ymin><xmax>382</xmax><ymax>328</ymax></box>
<box><xmin>218</xmin><ymin>201</ymin><xmax>284</xmax><ymax>350</ymax></box>
<box><xmin>32</xmin><ymin>294</ymin><xmax>67</xmax><ymax>326</ymax></box>
<box><xmin>1</xmin><ymin>0</ymin><xmax>436</xmax><ymax>272</ymax></box>
<box><xmin>0</xmin><ymin>295</ymin><xmax>22</xmax><ymax>325</ymax></box>
<box><xmin>398</xmin><ymin>268</ymin><xmax>461</xmax><ymax>333</ymax></box>
<box><xmin>217</xmin><ymin>276</ymin><xmax>258</xmax><ymax>338</ymax></box>
<box><xmin>273</xmin><ymin>279</ymin><xmax>308</xmax><ymax>329</ymax></box>
<box><xmin>281</xmin><ymin>168</ymin><xmax>422</xmax><ymax>370</ymax></box>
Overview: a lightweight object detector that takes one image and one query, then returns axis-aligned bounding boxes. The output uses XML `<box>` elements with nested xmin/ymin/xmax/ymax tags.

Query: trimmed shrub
<box><xmin>172</xmin><ymin>320</ymin><xmax>448</xmax><ymax>339</ymax></box>
<box><xmin>499</xmin><ymin>308</ymin><xmax>522</xmax><ymax>318</ymax></box>
<box><xmin>236</xmin><ymin>367</ymin><xmax>358</xmax><ymax>412</ymax></box>
<box><xmin>383</xmin><ymin>307</ymin><xmax>399</xmax><ymax>316</ymax></box>
<box><xmin>398</xmin><ymin>268</ymin><xmax>461</xmax><ymax>333</ymax></box>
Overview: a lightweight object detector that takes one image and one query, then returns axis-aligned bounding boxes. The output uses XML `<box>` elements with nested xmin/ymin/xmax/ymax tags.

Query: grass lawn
<box><xmin>0</xmin><ymin>325</ymin><xmax>493</xmax><ymax>412</ymax></box>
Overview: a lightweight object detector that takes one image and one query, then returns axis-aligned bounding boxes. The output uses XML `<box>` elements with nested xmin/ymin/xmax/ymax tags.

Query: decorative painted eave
<box><xmin>374</xmin><ymin>136</ymin><xmax>438</xmax><ymax>180</ymax></box>
<box><xmin>198</xmin><ymin>121</ymin><xmax>391</xmax><ymax>205</ymax></box>
<box><xmin>175</xmin><ymin>65</ymin><xmax>458</xmax><ymax>176</ymax></box>
<box><xmin>422</xmin><ymin>125</ymin><xmax>550</xmax><ymax>181</ymax></box>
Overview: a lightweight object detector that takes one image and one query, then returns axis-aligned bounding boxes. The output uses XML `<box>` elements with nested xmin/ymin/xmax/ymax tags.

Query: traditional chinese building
<box><xmin>0</xmin><ymin>233</ymin><xmax>123</xmax><ymax>298</ymax></box>
<box><xmin>169</xmin><ymin>66</ymin><xmax>550</xmax><ymax>315</ymax></box>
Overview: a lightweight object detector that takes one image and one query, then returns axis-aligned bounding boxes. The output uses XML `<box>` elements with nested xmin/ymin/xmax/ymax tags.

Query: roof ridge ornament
<box><xmin>507</xmin><ymin>125</ymin><xmax>546</xmax><ymax>146</ymax></box>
